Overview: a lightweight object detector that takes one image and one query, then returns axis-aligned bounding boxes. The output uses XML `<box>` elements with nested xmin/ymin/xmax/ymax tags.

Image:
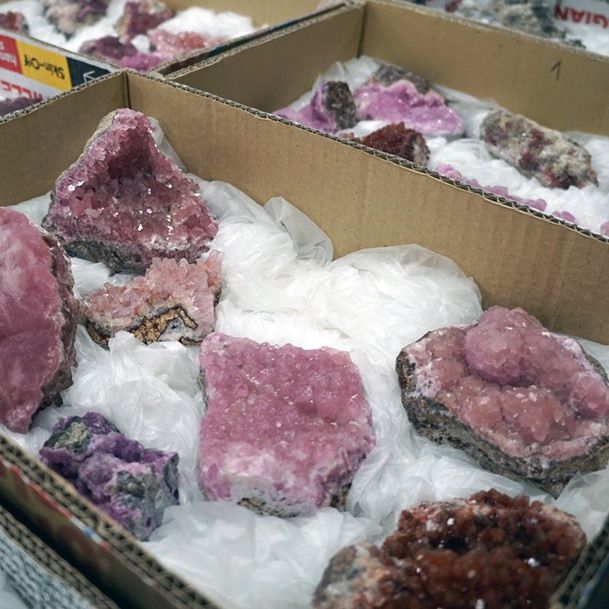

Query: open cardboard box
<box><xmin>0</xmin><ymin>50</ymin><xmax>609</xmax><ymax>609</ymax></box>
<box><xmin>0</xmin><ymin>0</ymin><xmax>350</xmax><ymax>77</ymax></box>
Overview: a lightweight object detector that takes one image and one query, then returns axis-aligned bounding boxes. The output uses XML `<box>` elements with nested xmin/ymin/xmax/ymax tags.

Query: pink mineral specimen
<box><xmin>42</xmin><ymin>0</ymin><xmax>110</xmax><ymax>35</ymax></box>
<box><xmin>358</xmin><ymin>123</ymin><xmax>430</xmax><ymax>166</ymax></box>
<box><xmin>274</xmin><ymin>81</ymin><xmax>358</xmax><ymax>134</ymax></box>
<box><xmin>42</xmin><ymin>108</ymin><xmax>218</xmax><ymax>273</ymax></box>
<box><xmin>197</xmin><ymin>333</ymin><xmax>375</xmax><ymax>517</ymax></box>
<box><xmin>313</xmin><ymin>489</ymin><xmax>585</xmax><ymax>609</ymax></box>
<box><xmin>81</xmin><ymin>252</ymin><xmax>222</xmax><ymax>347</ymax></box>
<box><xmin>396</xmin><ymin>306</ymin><xmax>609</xmax><ymax>495</ymax></box>
<box><xmin>353</xmin><ymin>66</ymin><xmax>464</xmax><ymax>137</ymax></box>
<box><xmin>148</xmin><ymin>28</ymin><xmax>222</xmax><ymax>59</ymax></box>
<box><xmin>115</xmin><ymin>0</ymin><xmax>174</xmax><ymax>42</ymax></box>
<box><xmin>79</xmin><ymin>36</ymin><xmax>166</xmax><ymax>71</ymax></box>
<box><xmin>0</xmin><ymin>11</ymin><xmax>29</xmax><ymax>33</ymax></box>
<box><xmin>480</xmin><ymin>109</ymin><xmax>598</xmax><ymax>189</ymax></box>
<box><xmin>0</xmin><ymin>96</ymin><xmax>39</xmax><ymax>117</ymax></box>
<box><xmin>0</xmin><ymin>208</ymin><xmax>78</xmax><ymax>433</ymax></box>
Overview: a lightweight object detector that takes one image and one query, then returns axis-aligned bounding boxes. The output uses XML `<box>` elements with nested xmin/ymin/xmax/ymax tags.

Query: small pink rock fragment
<box><xmin>115</xmin><ymin>0</ymin><xmax>174</xmax><ymax>42</ymax></box>
<box><xmin>148</xmin><ymin>28</ymin><xmax>222</xmax><ymax>58</ymax></box>
<box><xmin>81</xmin><ymin>252</ymin><xmax>222</xmax><ymax>347</ymax></box>
<box><xmin>198</xmin><ymin>333</ymin><xmax>375</xmax><ymax>517</ymax></box>
<box><xmin>0</xmin><ymin>208</ymin><xmax>78</xmax><ymax>433</ymax></box>
<box><xmin>42</xmin><ymin>108</ymin><xmax>218</xmax><ymax>273</ymax></box>
<box><xmin>0</xmin><ymin>11</ymin><xmax>29</xmax><ymax>33</ymax></box>
<box><xmin>42</xmin><ymin>0</ymin><xmax>110</xmax><ymax>35</ymax></box>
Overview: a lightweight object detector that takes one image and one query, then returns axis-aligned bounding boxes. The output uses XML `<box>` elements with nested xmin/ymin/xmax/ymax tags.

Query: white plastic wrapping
<box><xmin>2</xmin><ymin>116</ymin><xmax>609</xmax><ymax>609</ymax></box>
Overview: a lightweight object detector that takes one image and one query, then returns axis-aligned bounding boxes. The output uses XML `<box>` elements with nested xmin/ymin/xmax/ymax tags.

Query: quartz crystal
<box><xmin>197</xmin><ymin>333</ymin><xmax>375</xmax><ymax>517</ymax></box>
<box><xmin>81</xmin><ymin>252</ymin><xmax>222</xmax><ymax>347</ymax></box>
<box><xmin>353</xmin><ymin>67</ymin><xmax>464</xmax><ymax>137</ymax></box>
<box><xmin>42</xmin><ymin>108</ymin><xmax>218</xmax><ymax>273</ymax></box>
<box><xmin>275</xmin><ymin>81</ymin><xmax>358</xmax><ymax>134</ymax></box>
<box><xmin>0</xmin><ymin>11</ymin><xmax>29</xmax><ymax>33</ymax></box>
<box><xmin>480</xmin><ymin>109</ymin><xmax>598</xmax><ymax>189</ymax></box>
<box><xmin>358</xmin><ymin>123</ymin><xmax>430</xmax><ymax>166</ymax></box>
<box><xmin>40</xmin><ymin>412</ymin><xmax>179</xmax><ymax>541</ymax></box>
<box><xmin>115</xmin><ymin>0</ymin><xmax>174</xmax><ymax>42</ymax></box>
<box><xmin>41</xmin><ymin>0</ymin><xmax>110</xmax><ymax>35</ymax></box>
<box><xmin>396</xmin><ymin>306</ymin><xmax>609</xmax><ymax>495</ymax></box>
<box><xmin>0</xmin><ymin>208</ymin><xmax>78</xmax><ymax>433</ymax></box>
<box><xmin>313</xmin><ymin>489</ymin><xmax>586</xmax><ymax>609</ymax></box>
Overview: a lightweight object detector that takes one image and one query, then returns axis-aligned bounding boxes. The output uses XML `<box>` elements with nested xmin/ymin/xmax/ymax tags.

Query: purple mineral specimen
<box><xmin>396</xmin><ymin>306</ymin><xmax>609</xmax><ymax>495</ymax></box>
<box><xmin>40</xmin><ymin>412</ymin><xmax>179</xmax><ymax>540</ymax></box>
<box><xmin>115</xmin><ymin>0</ymin><xmax>174</xmax><ymax>42</ymax></box>
<box><xmin>81</xmin><ymin>252</ymin><xmax>223</xmax><ymax>347</ymax></box>
<box><xmin>0</xmin><ymin>209</ymin><xmax>78</xmax><ymax>434</ymax></box>
<box><xmin>313</xmin><ymin>489</ymin><xmax>585</xmax><ymax>609</ymax></box>
<box><xmin>42</xmin><ymin>0</ymin><xmax>110</xmax><ymax>36</ymax></box>
<box><xmin>480</xmin><ymin>109</ymin><xmax>598</xmax><ymax>189</ymax></box>
<box><xmin>0</xmin><ymin>11</ymin><xmax>29</xmax><ymax>33</ymax></box>
<box><xmin>197</xmin><ymin>333</ymin><xmax>375</xmax><ymax>517</ymax></box>
<box><xmin>42</xmin><ymin>108</ymin><xmax>218</xmax><ymax>273</ymax></box>
<box><xmin>79</xmin><ymin>35</ymin><xmax>166</xmax><ymax>71</ymax></box>
<box><xmin>274</xmin><ymin>81</ymin><xmax>358</xmax><ymax>134</ymax></box>
<box><xmin>0</xmin><ymin>96</ymin><xmax>39</xmax><ymax>117</ymax></box>
<box><xmin>353</xmin><ymin>69</ymin><xmax>464</xmax><ymax>137</ymax></box>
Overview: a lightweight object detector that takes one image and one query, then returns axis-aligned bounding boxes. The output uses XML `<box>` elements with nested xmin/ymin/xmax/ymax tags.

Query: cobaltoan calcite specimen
<box><xmin>197</xmin><ymin>333</ymin><xmax>375</xmax><ymax>517</ymax></box>
<box><xmin>0</xmin><ymin>208</ymin><xmax>78</xmax><ymax>433</ymax></box>
<box><xmin>42</xmin><ymin>108</ymin><xmax>218</xmax><ymax>273</ymax></box>
<box><xmin>396</xmin><ymin>306</ymin><xmax>609</xmax><ymax>495</ymax></box>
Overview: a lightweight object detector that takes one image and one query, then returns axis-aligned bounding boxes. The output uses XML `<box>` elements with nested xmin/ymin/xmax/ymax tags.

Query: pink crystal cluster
<box><xmin>405</xmin><ymin>306</ymin><xmax>609</xmax><ymax>459</ymax></box>
<box><xmin>197</xmin><ymin>333</ymin><xmax>376</xmax><ymax>517</ymax></box>
<box><xmin>81</xmin><ymin>252</ymin><xmax>223</xmax><ymax>346</ymax></box>
<box><xmin>0</xmin><ymin>208</ymin><xmax>78</xmax><ymax>433</ymax></box>
<box><xmin>42</xmin><ymin>0</ymin><xmax>110</xmax><ymax>36</ymax></box>
<box><xmin>42</xmin><ymin>108</ymin><xmax>218</xmax><ymax>273</ymax></box>
<box><xmin>275</xmin><ymin>63</ymin><xmax>464</xmax><ymax>138</ymax></box>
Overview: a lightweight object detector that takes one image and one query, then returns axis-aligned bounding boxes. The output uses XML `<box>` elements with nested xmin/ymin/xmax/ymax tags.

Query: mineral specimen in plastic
<box><xmin>353</xmin><ymin>67</ymin><xmax>464</xmax><ymax>137</ymax></box>
<box><xmin>148</xmin><ymin>28</ymin><xmax>222</xmax><ymax>59</ymax></box>
<box><xmin>115</xmin><ymin>0</ymin><xmax>174</xmax><ymax>42</ymax></box>
<box><xmin>275</xmin><ymin>81</ymin><xmax>358</xmax><ymax>134</ymax></box>
<box><xmin>42</xmin><ymin>108</ymin><xmax>218</xmax><ymax>273</ymax></box>
<box><xmin>0</xmin><ymin>11</ymin><xmax>29</xmax><ymax>33</ymax></box>
<box><xmin>312</xmin><ymin>489</ymin><xmax>586</xmax><ymax>609</ymax></box>
<box><xmin>81</xmin><ymin>252</ymin><xmax>222</xmax><ymax>347</ymax></box>
<box><xmin>480</xmin><ymin>109</ymin><xmax>598</xmax><ymax>189</ymax></box>
<box><xmin>197</xmin><ymin>333</ymin><xmax>375</xmax><ymax>517</ymax></box>
<box><xmin>368</xmin><ymin>63</ymin><xmax>432</xmax><ymax>95</ymax></box>
<box><xmin>358</xmin><ymin>123</ymin><xmax>430</xmax><ymax>166</ymax></box>
<box><xmin>0</xmin><ymin>208</ymin><xmax>78</xmax><ymax>434</ymax></box>
<box><xmin>396</xmin><ymin>306</ymin><xmax>609</xmax><ymax>495</ymax></box>
<box><xmin>0</xmin><ymin>96</ymin><xmax>38</xmax><ymax>117</ymax></box>
<box><xmin>40</xmin><ymin>412</ymin><xmax>179</xmax><ymax>541</ymax></box>
<box><xmin>42</xmin><ymin>0</ymin><xmax>110</xmax><ymax>35</ymax></box>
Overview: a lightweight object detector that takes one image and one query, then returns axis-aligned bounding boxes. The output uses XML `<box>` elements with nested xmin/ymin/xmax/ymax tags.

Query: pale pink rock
<box><xmin>42</xmin><ymin>0</ymin><xmax>110</xmax><ymax>35</ymax></box>
<box><xmin>0</xmin><ymin>208</ymin><xmax>78</xmax><ymax>433</ymax></box>
<box><xmin>397</xmin><ymin>306</ymin><xmax>609</xmax><ymax>495</ymax></box>
<box><xmin>81</xmin><ymin>252</ymin><xmax>222</xmax><ymax>347</ymax></box>
<box><xmin>197</xmin><ymin>333</ymin><xmax>375</xmax><ymax>517</ymax></box>
<box><xmin>148</xmin><ymin>28</ymin><xmax>222</xmax><ymax>58</ymax></box>
<box><xmin>42</xmin><ymin>108</ymin><xmax>218</xmax><ymax>273</ymax></box>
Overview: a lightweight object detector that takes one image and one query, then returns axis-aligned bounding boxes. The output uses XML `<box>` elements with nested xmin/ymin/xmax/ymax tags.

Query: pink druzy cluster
<box><xmin>406</xmin><ymin>306</ymin><xmax>609</xmax><ymax>455</ymax></box>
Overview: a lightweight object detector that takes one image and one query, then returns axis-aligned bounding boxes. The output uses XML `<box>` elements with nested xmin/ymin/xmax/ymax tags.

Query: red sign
<box><xmin>0</xmin><ymin>34</ymin><xmax>21</xmax><ymax>73</ymax></box>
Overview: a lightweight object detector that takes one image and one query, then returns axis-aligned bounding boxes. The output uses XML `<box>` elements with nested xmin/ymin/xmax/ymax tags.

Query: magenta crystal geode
<box><xmin>0</xmin><ymin>208</ymin><xmax>78</xmax><ymax>433</ymax></box>
<box><xmin>40</xmin><ymin>412</ymin><xmax>179</xmax><ymax>541</ymax></box>
<box><xmin>81</xmin><ymin>252</ymin><xmax>223</xmax><ymax>347</ymax></box>
<box><xmin>480</xmin><ymin>109</ymin><xmax>598</xmax><ymax>189</ymax></box>
<box><xmin>42</xmin><ymin>108</ymin><xmax>218</xmax><ymax>273</ymax></box>
<box><xmin>396</xmin><ymin>306</ymin><xmax>609</xmax><ymax>495</ymax></box>
<box><xmin>197</xmin><ymin>333</ymin><xmax>375</xmax><ymax>517</ymax></box>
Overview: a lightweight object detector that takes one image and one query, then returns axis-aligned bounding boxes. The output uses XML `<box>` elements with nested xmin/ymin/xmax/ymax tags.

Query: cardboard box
<box><xmin>0</xmin><ymin>503</ymin><xmax>120</xmax><ymax>609</ymax></box>
<box><xmin>0</xmin><ymin>56</ymin><xmax>608</xmax><ymax>606</ymax></box>
<box><xmin>0</xmin><ymin>0</ymin><xmax>351</xmax><ymax>77</ymax></box>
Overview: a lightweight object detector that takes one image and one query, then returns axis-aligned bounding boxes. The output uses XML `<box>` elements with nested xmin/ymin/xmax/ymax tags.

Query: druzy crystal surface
<box><xmin>313</xmin><ymin>489</ymin><xmax>585</xmax><ymax>609</ymax></box>
<box><xmin>42</xmin><ymin>108</ymin><xmax>218</xmax><ymax>273</ymax></box>
<box><xmin>397</xmin><ymin>306</ymin><xmax>609</xmax><ymax>495</ymax></box>
<box><xmin>40</xmin><ymin>412</ymin><xmax>179</xmax><ymax>541</ymax></box>
<box><xmin>115</xmin><ymin>0</ymin><xmax>174</xmax><ymax>42</ymax></box>
<box><xmin>0</xmin><ymin>11</ymin><xmax>29</xmax><ymax>33</ymax></box>
<box><xmin>0</xmin><ymin>208</ymin><xmax>78</xmax><ymax>433</ymax></box>
<box><xmin>275</xmin><ymin>81</ymin><xmax>358</xmax><ymax>134</ymax></box>
<box><xmin>197</xmin><ymin>333</ymin><xmax>375</xmax><ymax>517</ymax></box>
<box><xmin>81</xmin><ymin>252</ymin><xmax>222</xmax><ymax>347</ymax></box>
<box><xmin>353</xmin><ymin>70</ymin><xmax>464</xmax><ymax>137</ymax></box>
<box><xmin>480</xmin><ymin>109</ymin><xmax>598</xmax><ymax>189</ymax></box>
<box><xmin>358</xmin><ymin>123</ymin><xmax>430</xmax><ymax>166</ymax></box>
<box><xmin>42</xmin><ymin>0</ymin><xmax>110</xmax><ymax>35</ymax></box>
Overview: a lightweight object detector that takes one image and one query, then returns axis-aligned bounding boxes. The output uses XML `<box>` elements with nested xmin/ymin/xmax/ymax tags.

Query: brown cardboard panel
<box><xmin>170</xmin><ymin>5</ymin><xmax>363</xmax><ymax>111</ymax></box>
<box><xmin>0</xmin><ymin>73</ymin><xmax>127</xmax><ymax>207</ymax></box>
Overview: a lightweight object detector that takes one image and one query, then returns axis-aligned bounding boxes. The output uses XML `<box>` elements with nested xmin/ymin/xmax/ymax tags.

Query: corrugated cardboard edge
<box><xmin>0</xmin><ymin>436</ymin><xmax>221</xmax><ymax>609</ymax></box>
<box><xmin>0</xmin><ymin>503</ymin><xmax>120</xmax><ymax>609</ymax></box>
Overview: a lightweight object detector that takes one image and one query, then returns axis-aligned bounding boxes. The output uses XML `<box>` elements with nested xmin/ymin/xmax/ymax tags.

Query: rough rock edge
<box><xmin>395</xmin><ymin>337</ymin><xmax>609</xmax><ymax>497</ymax></box>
